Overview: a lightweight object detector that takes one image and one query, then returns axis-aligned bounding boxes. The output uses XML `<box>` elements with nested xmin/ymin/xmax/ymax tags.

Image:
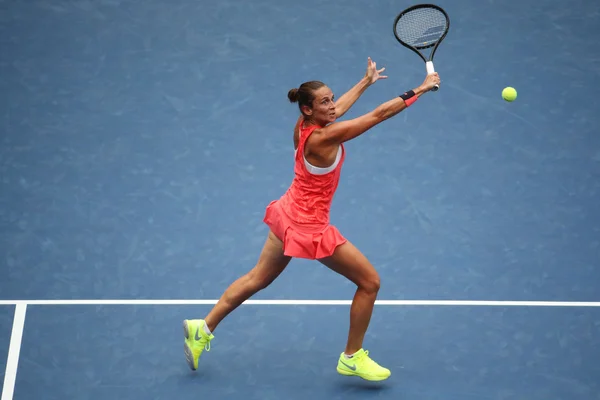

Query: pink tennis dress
<box><xmin>263</xmin><ymin>119</ymin><xmax>347</xmax><ymax>259</ymax></box>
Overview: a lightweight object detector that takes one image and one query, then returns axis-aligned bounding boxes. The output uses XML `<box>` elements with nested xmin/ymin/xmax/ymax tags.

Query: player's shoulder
<box><xmin>305</xmin><ymin>126</ymin><xmax>327</xmax><ymax>144</ymax></box>
<box><xmin>309</xmin><ymin>121</ymin><xmax>345</xmax><ymax>144</ymax></box>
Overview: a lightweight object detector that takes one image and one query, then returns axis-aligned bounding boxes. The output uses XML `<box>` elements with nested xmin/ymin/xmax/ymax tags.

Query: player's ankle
<box><xmin>344</xmin><ymin>348</ymin><xmax>361</xmax><ymax>357</ymax></box>
<box><xmin>204</xmin><ymin>318</ymin><xmax>216</xmax><ymax>334</ymax></box>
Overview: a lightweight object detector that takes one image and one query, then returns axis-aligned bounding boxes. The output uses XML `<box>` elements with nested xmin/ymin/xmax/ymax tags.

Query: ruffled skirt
<box><xmin>263</xmin><ymin>200</ymin><xmax>346</xmax><ymax>260</ymax></box>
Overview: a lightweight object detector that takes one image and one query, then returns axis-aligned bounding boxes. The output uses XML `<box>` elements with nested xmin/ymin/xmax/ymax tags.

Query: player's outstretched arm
<box><xmin>334</xmin><ymin>57</ymin><xmax>387</xmax><ymax>119</ymax></box>
<box><xmin>319</xmin><ymin>73</ymin><xmax>440</xmax><ymax>145</ymax></box>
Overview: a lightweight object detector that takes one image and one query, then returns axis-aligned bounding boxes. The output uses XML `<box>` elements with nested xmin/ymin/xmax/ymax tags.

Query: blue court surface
<box><xmin>1</xmin><ymin>0</ymin><xmax>599</xmax><ymax>399</ymax></box>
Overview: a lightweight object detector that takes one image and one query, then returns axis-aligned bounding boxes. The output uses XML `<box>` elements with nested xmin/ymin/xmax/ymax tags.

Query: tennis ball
<box><xmin>502</xmin><ymin>87</ymin><xmax>517</xmax><ymax>102</ymax></box>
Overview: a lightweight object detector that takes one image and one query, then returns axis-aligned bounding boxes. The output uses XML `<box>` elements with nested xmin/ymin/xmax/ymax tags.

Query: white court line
<box><xmin>1</xmin><ymin>304</ymin><xmax>27</xmax><ymax>400</ymax></box>
<box><xmin>0</xmin><ymin>300</ymin><xmax>596</xmax><ymax>399</ymax></box>
<box><xmin>0</xmin><ymin>299</ymin><xmax>599</xmax><ymax>306</ymax></box>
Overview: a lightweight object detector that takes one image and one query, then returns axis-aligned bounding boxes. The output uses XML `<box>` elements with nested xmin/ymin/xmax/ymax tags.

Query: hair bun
<box><xmin>287</xmin><ymin>88</ymin><xmax>299</xmax><ymax>103</ymax></box>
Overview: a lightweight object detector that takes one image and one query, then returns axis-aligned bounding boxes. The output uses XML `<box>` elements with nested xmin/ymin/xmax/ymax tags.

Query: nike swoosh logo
<box><xmin>195</xmin><ymin>328</ymin><xmax>202</xmax><ymax>341</ymax></box>
<box><xmin>340</xmin><ymin>360</ymin><xmax>356</xmax><ymax>371</ymax></box>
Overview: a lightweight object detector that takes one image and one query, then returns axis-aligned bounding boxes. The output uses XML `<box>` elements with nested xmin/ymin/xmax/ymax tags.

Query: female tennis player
<box><xmin>184</xmin><ymin>58</ymin><xmax>440</xmax><ymax>381</ymax></box>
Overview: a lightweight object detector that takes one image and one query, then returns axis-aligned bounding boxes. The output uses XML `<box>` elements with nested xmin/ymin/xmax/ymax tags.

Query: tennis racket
<box><xmin>393</xmin><ymin>4</ymin><xmax>450</xmax><ymax>91</ymax></box>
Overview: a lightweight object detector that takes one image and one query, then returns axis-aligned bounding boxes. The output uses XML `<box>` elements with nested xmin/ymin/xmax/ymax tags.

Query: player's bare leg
<box><xmin>319</xmin><ymin>241</ymin><xmax>391</xmax><ymax>381</ymax></box>
<box><xmin>205</xmin><ymin>230</ymin><xmax>292</xmax><ymax>331</ymax></box>
<box><xmin>183</xmin><ymin>230</ymin><xmax>291</xmax><ymax>370</ymax></box>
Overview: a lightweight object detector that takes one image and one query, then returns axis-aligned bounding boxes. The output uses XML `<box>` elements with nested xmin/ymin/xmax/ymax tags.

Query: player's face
<box><xmin>305</xmin><ymin>86</ymin><xmax>336</xmax><ymax>125</ymax></box>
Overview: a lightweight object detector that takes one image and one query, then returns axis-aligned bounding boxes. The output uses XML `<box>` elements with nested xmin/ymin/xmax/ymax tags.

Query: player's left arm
<box><xmin>335</xmin><ymin>57</ymin><xmax>387</xmax><ymax>118</ymax></box>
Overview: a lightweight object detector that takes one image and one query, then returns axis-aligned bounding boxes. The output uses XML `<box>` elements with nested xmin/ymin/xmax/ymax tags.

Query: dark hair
<box><xmin>287</xmin><ymin>81</ymin><xmax>326</xmax><ymax>115</ymax></box>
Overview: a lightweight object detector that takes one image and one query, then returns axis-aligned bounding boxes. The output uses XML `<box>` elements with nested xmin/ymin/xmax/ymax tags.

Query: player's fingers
<box><xmin>377</xmin><ymin>67</ymin><xmax>385</xmax><ymax>73</ymax></box>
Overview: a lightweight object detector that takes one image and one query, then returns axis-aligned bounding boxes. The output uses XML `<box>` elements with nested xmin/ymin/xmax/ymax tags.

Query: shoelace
<box><xmin>357</xmin><ymin>350</ymin><xmax>381</xmax><ymax>368</ymax></box>
<box><xmin>197</xmin><ymin>327</ymin><xmax>212</xmax><ymax>351</ymax></box>
<box><xmin>201</xmin><ymin>335</ymin><xmax>212</xmax><ymax>351</ymax></box>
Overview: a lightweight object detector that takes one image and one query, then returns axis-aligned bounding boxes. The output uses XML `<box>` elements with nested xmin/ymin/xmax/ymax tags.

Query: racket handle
<box><xmin>426</xmin><ymin>61</ymin><xmax>439</xmax><ymax>91</ymax></box>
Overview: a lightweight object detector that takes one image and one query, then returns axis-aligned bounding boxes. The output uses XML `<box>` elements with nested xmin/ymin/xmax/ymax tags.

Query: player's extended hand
<box><xmin>420</xmin><ymin>72</ymin><xmax>441</xmax><ymax>92</ymax></box>
<box><xmin>364</xmin><ymin>57</ymin><xmax>387</xmax><ymax>85</ymax></box>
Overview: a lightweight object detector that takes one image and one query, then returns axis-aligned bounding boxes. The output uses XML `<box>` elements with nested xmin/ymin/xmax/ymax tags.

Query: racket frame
<box><xmin>393</xmin><ymin>3</ymin><xmax>450</xmax><ymax>90</ymax></box>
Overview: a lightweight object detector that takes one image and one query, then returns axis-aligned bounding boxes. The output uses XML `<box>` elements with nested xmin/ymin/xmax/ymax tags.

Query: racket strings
<box><xmin>395</xmin><ymin>8</ymin><xmax>448</xmax><ymax>49</ymax></box>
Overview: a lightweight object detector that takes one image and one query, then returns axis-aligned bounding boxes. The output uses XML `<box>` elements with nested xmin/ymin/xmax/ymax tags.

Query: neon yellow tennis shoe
<box><xmin>336</xmin><ymin>349</ymin><xmax>391</xmax><ymax>381</ymax></box>
<box><xmin>183</xmin><ymin>319</ymin><xmax>214</xmax><ymax>370</ymax></box>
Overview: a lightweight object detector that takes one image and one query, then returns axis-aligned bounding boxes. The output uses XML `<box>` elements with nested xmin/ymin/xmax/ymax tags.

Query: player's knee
<box><xmin>360</xmin><ymin>272</ymin><xmax>380</xmax><ymax>294</ymax></box>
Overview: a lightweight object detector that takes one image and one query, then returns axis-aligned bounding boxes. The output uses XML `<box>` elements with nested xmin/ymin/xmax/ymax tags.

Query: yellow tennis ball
<box><xmin>502</xmin><ymin>87</ymin><xmax>517</xmax><ymax>102</ymax></box>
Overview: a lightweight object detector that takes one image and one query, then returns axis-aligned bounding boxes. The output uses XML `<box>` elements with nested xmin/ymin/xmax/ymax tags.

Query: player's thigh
<box><xmin>248</xmin><ymin>230</ymin><xmax>292</xmax><ymax>288</ymax></box>
<box><xmin>318</xmin><ymin>240</ymin><xmax>380</xmax><ymax>292</ymax></box>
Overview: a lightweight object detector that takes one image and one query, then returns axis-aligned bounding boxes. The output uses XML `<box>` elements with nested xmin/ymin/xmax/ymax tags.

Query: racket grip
<box><xmin>426</xmin><ymin>61</ymin><xmax>435</xmax><ymax>74</ymax></box>
<box><xmin>426</xmin><ymin>61</ymin><xmax>439</xmax><ymax>91</ymax></box>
